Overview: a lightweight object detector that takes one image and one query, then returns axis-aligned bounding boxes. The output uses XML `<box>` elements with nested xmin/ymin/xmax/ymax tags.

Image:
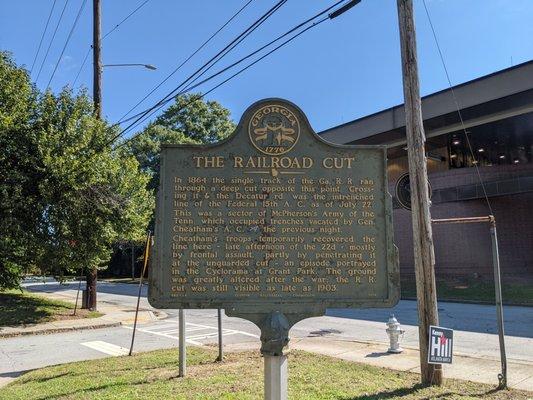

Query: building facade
<box><xmin>320</xmin><ymin>61</ymin><xmax>533</xmax><ymax>283</ymax></box>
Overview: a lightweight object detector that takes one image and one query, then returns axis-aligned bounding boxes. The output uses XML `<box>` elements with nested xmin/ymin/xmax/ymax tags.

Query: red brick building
<box><xmin>321</xmin><ymin>61</ymin><xmax>533</xmax><ymax>283</ymax></box>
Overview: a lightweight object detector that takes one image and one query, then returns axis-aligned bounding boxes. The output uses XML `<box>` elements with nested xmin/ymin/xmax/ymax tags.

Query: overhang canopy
<box><xmin>319</xmin><ymin>61</ymin><xmax>533</xmax><ymax>148</ymax></box>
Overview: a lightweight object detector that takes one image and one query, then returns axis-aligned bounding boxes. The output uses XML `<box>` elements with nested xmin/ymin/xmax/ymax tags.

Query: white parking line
<box><xmin>122</xmin><ymin>325</ymin><xmax>204</xmax><ymax>345</ymax></box>
<box><xmin>122</xmin><ymin>320</ymin><xmax>259</xmax><ymax>346</ymax></box>
<box><xmin>81</xmin><ymin>341</ymin><xmax>129</xmax><ymax>356</ymax></box>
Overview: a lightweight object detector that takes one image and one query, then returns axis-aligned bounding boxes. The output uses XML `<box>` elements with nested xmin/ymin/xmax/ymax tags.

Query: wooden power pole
<box><xmin>93</xmin><ymin>0</ymin><xmax>102</xmax><ymax>119</ymax></box>
<box><xmin>397</xmin><ymin>0</ymin><xmax>442</xmax><ymax>385</ymax></box>
<box><xmin>86</xmin><ymin>0</ymin><xmax>102</xmax><ymax>311</ymax></box>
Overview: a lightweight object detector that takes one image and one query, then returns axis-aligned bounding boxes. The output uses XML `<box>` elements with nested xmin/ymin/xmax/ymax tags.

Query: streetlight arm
<box><xmin>102</xmin><ymin>63</ymin><xmax>157</xmax><ymax>70</ymax></box>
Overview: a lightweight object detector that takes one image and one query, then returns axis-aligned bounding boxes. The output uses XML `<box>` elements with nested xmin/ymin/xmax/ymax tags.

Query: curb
<box><xmin>0</xmin><ymin>321</ymin><xmax>122</xmax><ymax>339</ymax></box>
<box><xmin>401</xmin><ymin>296</ymin><xmax>533</xmax><ymax>307</ymax></box>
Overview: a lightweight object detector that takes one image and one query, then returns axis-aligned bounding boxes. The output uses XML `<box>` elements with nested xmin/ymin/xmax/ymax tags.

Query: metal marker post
<box><xmin>131</xmin><ymin>242</ymin><xmax>135</xmax><ymax>280</ymax></box>
<box><xmin>179</xmin><ymin>309</ymin><xmax>186</xmax><ymax>377</ymax></box>
<box><xmin>264</xmin><ymin>355</ymin><xmax>288</xmax><ymax>400</ymax></box>
<box><xmin>217</xmin><ymin>308</ymin><xmax>223</xmax><ymax>362</ymax></box>
<box><xmin>490</xmin><ymin>218</ymin><xmax>507</xmax><ymax>389</ymax></box>
<box><xmin>129</xmin><ymin>231</ymin><xmax>151</xmax><ymax>356</ymax></box>
<box><xmin>73</xmin><ymin>273</ymin><xmax>83</xmax><ymax>316</ymax></box>
<box><xmin>432</xmin><ymin>216</ymin><xmax>507</xmax><ymax>387</ymax></box>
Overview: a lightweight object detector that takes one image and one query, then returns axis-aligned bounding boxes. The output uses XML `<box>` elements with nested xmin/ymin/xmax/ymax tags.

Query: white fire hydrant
<box><xmin>386</xmin><ymin>314</ymin><xmax>405</xmax><ymax>353</ymax></box>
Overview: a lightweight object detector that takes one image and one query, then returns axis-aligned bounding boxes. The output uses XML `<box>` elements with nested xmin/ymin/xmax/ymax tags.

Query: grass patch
<box><xmin>401</xmin><ymin>280</ymin><xmax>533</xmax><ymax>306</ymax></box>
<box><xmin>0</xmin><ymin>347</ymin><xmax>530</xmax><ymax>399</ymax></box>
<box><xmin>0</xmin><ymin>289</ymin><xmax>101</xmax><ymax>327</ymax></box>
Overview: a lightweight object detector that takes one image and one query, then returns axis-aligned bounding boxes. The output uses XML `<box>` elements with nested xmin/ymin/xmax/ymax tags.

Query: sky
<box><xmin>1</xmin><ymin>0</ymin><xmax>532</xmax><ymax>136</ymax></box>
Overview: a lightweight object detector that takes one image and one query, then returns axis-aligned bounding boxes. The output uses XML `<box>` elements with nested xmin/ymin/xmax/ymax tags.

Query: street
<box><xmin>1</xmin><ymin>279</ymin><xmax>532</xmax><ymax>384</ymax></box>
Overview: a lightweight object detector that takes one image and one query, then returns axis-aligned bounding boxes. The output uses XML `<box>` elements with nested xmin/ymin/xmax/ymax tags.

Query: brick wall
<box><xmin>389</xmin><ymin>162</ymin><xmax>533</xmax><ymax>282</ymax></box>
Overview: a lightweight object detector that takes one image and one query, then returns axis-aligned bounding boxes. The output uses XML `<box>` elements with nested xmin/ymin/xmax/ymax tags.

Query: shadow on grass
<box><xmin>35</xmin><ymin>379</ymin><xmax>149</xmax><ymax>400</ymax></box>
<box><xmin>0</xmin><ymin>292</ymin><xmax>71</xmax><ymax>326</ymax></box>
<box><xmin>339</xmin><ymin>383</ymin><xmax>503</xmax><ymax>400</ymax></box>
<box><xmin>339</xmin><ymin>383</ymin><xmax>427</xmax><ymax>399</ymax></box>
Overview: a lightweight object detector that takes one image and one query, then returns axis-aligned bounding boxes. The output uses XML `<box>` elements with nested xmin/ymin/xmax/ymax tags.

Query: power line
<box><xmin>35</xmin><ymin>0</ymin><xmax>70</xmax><ymax>84</ymax></box>
<box><xmin>117</xmin><ymin>0</ymin><xmax>347</xmax><ymax>140</ymax></box>
<box><xmin>30</xmin><ymin>0</ymin><xmax>58</xmax><ymax>74</ymax></box>
<box><xmin>72</xmin><ymin>47</ymin><xmax>91</xmax><ymax>86</ymax></box>
<box><xmin>116</xmin><ymin>0</ymin><xmax>286</xmax><ymax>129</ymax></box>
<box><xmin>114</xmin><ymin>19</ymin><xmax>328</xmax><ymax>152</ymax></box>
<box><xmin>112</xmin><ymin>0</ymin><xmax>288</xmax><ymax>143</ymax></box>
<box><xmin>421</xmin><ymin>0</ymin><xmax>494</xmax><ymax>215</ymax></box>
<box><xmin>102</xmin><ymin>0</ymin><xmax>150</xmax><ymax>40</ymax></box>
<box><xmin>72</xmin><ymin>0</ymin><xmax>151</xmax><ymax>87</ymax></box>
<box><xmin>46</xmin><ymin>0</ymin><xmax>88</xmax><ymax>90</ymax></box>
<box><xmin>117</xmin><ymin>0</ymin><xmax>255</xmax><ymax>123</ymax></box>
<box><xmin>113</xmin><ymin>0</ymin><xmax>353</xmax><ymax>150</ymax></box>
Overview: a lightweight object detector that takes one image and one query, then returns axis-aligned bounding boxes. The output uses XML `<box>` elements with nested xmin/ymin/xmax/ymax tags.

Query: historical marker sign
<box><xmin>149</xmin><ymin>99</ymin><xmax>399</xmax><ymax>354</ymax></box>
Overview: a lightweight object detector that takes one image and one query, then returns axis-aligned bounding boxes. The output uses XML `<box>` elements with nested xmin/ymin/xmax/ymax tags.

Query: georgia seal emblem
<box><xmin>248</xmin><ymin>104</ymin><xmax>300</xmax><ymax>155</ymax></box>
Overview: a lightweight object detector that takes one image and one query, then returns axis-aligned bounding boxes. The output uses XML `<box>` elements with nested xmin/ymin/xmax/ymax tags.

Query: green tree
<box><xmin>0</xmin><ymin>51</ymin><xmax>154</xmax><ymax>291</ymax></box>
<box><xmin>125</xmin><ymin>94</ymin><xmax>235</xmax><ymax>191</ymax></box>
<box><xmin>35</xmin><ymin>88</ymin><xmax>154</xmax><ymax>285</ymax></box>
<box><xmin>0</xmin><ymin>51</ymin><xmax>43</xmax><ymax>290</ymax></box>
<box><xmin>154</xmin><ymin>93</ymin><xmax>235</xmax><ymax>144</ymax></box>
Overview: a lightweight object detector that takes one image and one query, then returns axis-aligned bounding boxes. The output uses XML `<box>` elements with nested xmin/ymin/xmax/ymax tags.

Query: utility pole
<box><xmin>86</xmin><ymin>0</ymin><xmax>102</xmax><ymax>311</ymax></box>
<box><xmin>93</xmin><ymin>0</ymin><xmax>102</xmax><ymax>119</ymax></box>
<box><xmin>397</xmin><ymin>0</ymin><xmax>442</xmax><ymax>385</ymax></box>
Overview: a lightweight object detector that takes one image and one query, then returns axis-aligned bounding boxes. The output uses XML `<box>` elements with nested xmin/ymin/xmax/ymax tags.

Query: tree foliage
<box><xmin>35</xmin><ymin>89</ymin><xmax>154</xmax><ymax>277</ymax></box>
<box><xmin>0</xmin><ymin>51</ymin><xmax>43</xmax><ymax>289</ymax></box>
<box><xmin>125</xmin><ymin>94</ymin><xmax>235</xmax><ymax>191</ymax></box>
<box><xmin>0</xmin><ymin>52</ymin><xmax>154</xmax><ymax>289</ymax></box>
<box><xmin>154</xmin><ymin>93</ymin><xmax>235</xmax><ymax>144</ymax></box>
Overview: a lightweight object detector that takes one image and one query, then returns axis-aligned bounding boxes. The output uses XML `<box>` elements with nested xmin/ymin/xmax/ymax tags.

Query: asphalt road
<box><xmin>1</xmin><ymin>280</ymin><xmax>532</xmax><ymax>383</ymax></box>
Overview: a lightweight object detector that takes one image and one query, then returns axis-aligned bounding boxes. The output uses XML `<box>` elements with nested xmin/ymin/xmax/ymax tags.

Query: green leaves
<box><xmin>0</xmin><ymin>51</ymin><xmax>153</xmax><ymax>289</ymax></box>
<box><xmin>1</xmin><ymin>54</ymin><xmax>234</xmax><ymax>290</ymax></box>
<box><xmin>124</xmin><ymin>94</ymin><xmax>235</xmax><ymax>192</ymax></box>
<box><xmin>154</xmin><ymin>93</ymin><xmax>235</xmax><ymax>144</ymax></box>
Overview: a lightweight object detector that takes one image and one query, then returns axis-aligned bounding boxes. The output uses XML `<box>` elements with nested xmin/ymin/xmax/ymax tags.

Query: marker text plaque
<box><xmin>149</xmin><ymin>99</ymin><xmax>399</xmax><ymax>354</ymax></box>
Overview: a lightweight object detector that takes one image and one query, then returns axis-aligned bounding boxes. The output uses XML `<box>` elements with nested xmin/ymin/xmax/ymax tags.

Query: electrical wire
<box><xmin>114</xmin><ymin>18</ymin><xmax>328</xmax><ymax>152</ymax></box>
<box><xmin>35</xmin><ymin>0</ymin><xmax>70</xmax><ymax>84</ymax></box>
<box><xmin>72</xmin><ymin>47</ymin><xmax>91</xmax><ymax>86</ymax></box>
<box><xmin>72</xmin><ymin>0</ymin><xmax>151</xmax><ymax>87</ymax></box>
<box><xmin>30</xmin><ymin>0</ymin><xmax>58</xmax><ymax>74</ymax></box>
<box><xmin>109</xmin><ymin>0</ymin><xmax>288</xmax><ymax>145</ymax></box>
<box><xmin>46</xmin><ymin>0</ymin><xmax>88</xmax><ymax>90</ymax></box>
<box><xmin>113</xmin><ymin>5</ymin><xmax>346</xmax><ymax>151</ymax></box>
<box><xmin>115</xmin><ymin>0</ymin><xmax>347</xmax><ymax>141</ymax></box>
<box><xmin>102</xmin><ymin>0</ymin><xmax>151</xmax><ymax>41</ymax></box>
<box><xmin>116</xmin><ymin>0</ymin><xmax>256</xmax><ymax>123</ymax></box>
<box><xmin>421</xmin><ymin>0</ymin><xmax>494</xmax><ymax>215</ymax></box>
<box><xmin>116</xmin><ymin>0</ymin><xmax>287</xmax><ymax>132</ymax></box>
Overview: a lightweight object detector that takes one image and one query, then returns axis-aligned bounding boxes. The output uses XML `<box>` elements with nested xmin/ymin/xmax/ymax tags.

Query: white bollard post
<box><xmin>264</xmin><ymin>355</ymin><xmax>288</xmax><ymax>400</ymax></box>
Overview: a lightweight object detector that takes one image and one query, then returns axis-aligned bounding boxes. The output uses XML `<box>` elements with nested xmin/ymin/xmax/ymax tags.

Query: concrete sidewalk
<box><xmin>292</xmin><ymin>337</ymin><xmax>533</xmax><ymax>391</ymax></box>
<box><xmin>224</xmin><ymin>337</ymin><xmax>533</xmax><ymax>391</ymax></box>
<box><xmin>0</xmin><ymin>290</ymin><xmax>165</xmax><ymax>338</ymax></box>
<box><xmin>13</xmin><ymin>281</ymin><xmax>533</xmax><ymax>392</ymax></box>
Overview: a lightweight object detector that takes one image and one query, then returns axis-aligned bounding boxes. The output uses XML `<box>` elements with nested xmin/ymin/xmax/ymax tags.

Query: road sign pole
<box><xmin>131</xmin><ymin>242</ymin><xmax>135</xmax><ymax>280</ymax></box>
<box><xmin>432</xmin><ymin>215</ymin><xmax>508</xmax><ymax>387</ymax></box>
<box><xmin>179</xmin><ymin>309</ymin><xmax>186</xmax><ymax>377</ymax></box>
<box><xmin>397</xmin><ymin>0</ymin><xmax>442</xmax><ymax>385</ymax></box>
<box><xmin>217</xmin><ymin>308</ymin><xmax>223</xmax><ymax>362</ymax></box>
<box><xmin>490</xmin><ymin>218</ymin><xmax>507</xmax><ymax>389</ymax></box>
<box><xmin>264</xmin><ymin>355</ymin><xmax>287</xmax><ymax>400</ymax></box>
<box><xmin>129</xmin><ymin>232</ymin><xmax>151</xmax><ymax>356</ymax></box>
